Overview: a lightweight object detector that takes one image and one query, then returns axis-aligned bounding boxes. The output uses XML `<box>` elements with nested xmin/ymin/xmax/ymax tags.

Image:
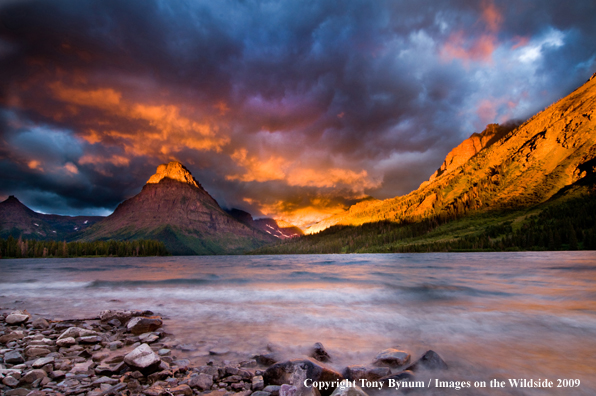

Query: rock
<box><xmin>264</xmin><ymin>358</ymin><xmax>343</xmax><ymax>396</ymax></box>
<box><xmin>378</xmin><ymin>371</ymin><xmax>415</xmax><ymax>386</ymax></box>
<box><xmin>79</xmin><ymin>335</ymin><xmax>103</xmax><ymax>343</ymax></box>
<box><xmin>25</xmin><ymin>347</ymin><xmax>51</xmax><ymax>358</ymax></box>
<box><xmin>189</xmin><ymin>372</ymin><xmax>213</xmax><ymax>390</ymax></box>
<box><xmin>5</xmin><ymin>310</ymin><xmax>30</xmax><ymax>325</ymax></box>
<box><xmin>126</xmin><ymin>317</ymin><xmax>163</xmax><ymax>335</ymax></box>
<box><xmin>107</xmin><ymin>318</ymin><xmax>122</xmax><ymax>327</ymax></box>
<box><xmin>70</xmin><ymin>360</ymin><xmax>94</xmax><ymax>374</ymax></box>
<box><xmin>173</xmin><ymin>359</ymin><xmax>191</xmax><ymax>370</ymax></box>
<box><xmin>108</xmin><ymin>341</ymin><xmax>123</xmax><ymax>350</ymax></box>
<box><xmin>57</xmin><ymin>327</ymin><xmax>97</xmax><ymax>340</ymax></box>
<box><xmin>310</xmin><ymin>342</ymin><xmax>331</xmax><ymax>362</ymax></box>
<box><xmin>342</xmin><ymin>366</ymin><xmax>390</xmax><ymax>382</ymax></box>
<box><xmin>92</xmin><ymin>351</ymin><xmax>110</xmax><ymax>362</ymax></box>
<box><xmin>209</xmin><ymin>347</ymin><xmax>229</xmax><ymax>355</ymax></box>
<box><xmin>280</xmin><ymin>384</ymin><xmax>298</xmax><ymax>396</ymax></box>
<box><xmin>170</xmin><ymin>384</ymin><xmax>193</xmax><ymax>395</ymax></box>
<box><xmin>3</xmin><ymin>375</ymin><xmax>19</xmax><ymax>387</ymax></box>
<box><xmin>253</xmin><ymin>392</ymin><xmax>272</xmax><ymax>396</ymax></box>
<box><xmin>19</xmin><ymin>369</ymin><xmax>47</xmax><ymax>384</ymax></box>
<box><xmin>99</xmin><ymin>310</ymin><xmax>135</xmax><ymax>324</ymax></box>
<box><xmin>32</xmin><ymin>356</ymin><xmax>55</xmax><ymax>369</ymax></box>
<box><xmin>0</xmin><ymin>331</ymin><xmax>25</xmax><ymax>343</ymax></box>
<box><xmin>26</xmin><ymin>390</ymin><xmax>47</xmax><ymax>396</ymax></box>
<box><xmin>123</xmin><ymin>343</ymin><xmax>161</xmax><ymax>371</ymax></box>
<box><xmin>263</xmin><ymin>385</ymin><xmax>282</xmax><ymax>396</ymax></box>
<box><xmin>31</xmin><ymin>318</ymin><xmax>49</xmax><ymax>329</ymax></box>
<box><xmin>252</xmin><ymin>375</ymin><xmax>265</xmax><ymax>391</ymax></box>
<box><xmin>5</xmin><ymin>389</ymin><xmax>31</xmax><ymax>396</ymax></box>
<box><xmin>256</xmin><ymin>353</ymin><xmax>279</xmax><ymax>366</ymax></box>
<box><xmin>49</xmin><ymin>370</ymin><xmax>66</xmax><ymax>380</ymax></box>
<box><xmin>405</xmin><ymin>350</ymin><xmax>448</xmax><ymax>371</ymax></box>
<box><xmin>329</xmin><ymin>386</ymin><xmax>368</xmax><ymax>396</ymax></box>
<box><xmin>372</xmin><ymin>349</ymin><xmax>410</xmax><ymax>368</ymax></box>
<box><xmin>4</xmin><ymin>350</ymin><xmax>25</xmax><ymax>364</ymax></box>
<box><xmin>56</xmin><ymin>337</ymin><xmax>76</xmax><ymax>347</ymax></box>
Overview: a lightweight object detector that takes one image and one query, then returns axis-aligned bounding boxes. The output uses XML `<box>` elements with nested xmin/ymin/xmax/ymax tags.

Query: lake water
<box><xmin>1</xmin><ymin>252</ymin><xmax>595</xmax><ymax>395</ymax></box>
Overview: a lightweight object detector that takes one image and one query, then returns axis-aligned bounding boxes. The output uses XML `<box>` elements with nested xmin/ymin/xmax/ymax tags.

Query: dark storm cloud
<box><xmin>0</xmin><ymin>0</ymin><xmax>595</xmax><ymax>226</ymax></box>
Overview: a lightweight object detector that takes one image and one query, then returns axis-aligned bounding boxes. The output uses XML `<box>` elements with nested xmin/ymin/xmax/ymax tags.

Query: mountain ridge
<box><xmin>304</xmin><ymin>74</ymin><xmax>596</xmax><ymax>234</ymax></box>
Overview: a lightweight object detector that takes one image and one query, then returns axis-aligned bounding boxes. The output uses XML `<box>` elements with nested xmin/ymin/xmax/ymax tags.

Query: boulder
<box><xmin>372</xmin><ymin>349</ymin><xmax>410</xmax><ymax>368</ymax></box>
<box><xmin>170</xmin><ymin>384</ymin><xmax>193</xmax><ymax>395</ymax></box>
<box><xmin>264</xmin><ymin>358</ymin><xmax>343</xmax><ymax>396</ymax></box>
<box><xmin>5</xmin><ymin>310</ymin><xmax>30</xmax><ymax>325</ymax></box>
<box><xmin>310</xmin><ymin>342</ymin><xmax>331</xmax><ymax>363</ymax></box>
<box><xmin>405</xmin><ymin>350</ymin><xmax>448</xmax><ymax>371</ymax></box>
<box><xmin>25</xmin><ymin>347</ymin><xmax>51</xmax><ymax>358</ymax></box>
<box><xmin>126</xmin><ymin>317</ymin><xmax>163</xmax><ymax>335</ymax></box>
<box><xmin>124</xmin><ymin>343</ymin><xmax>161</xmax><ymax>372</ymax></box>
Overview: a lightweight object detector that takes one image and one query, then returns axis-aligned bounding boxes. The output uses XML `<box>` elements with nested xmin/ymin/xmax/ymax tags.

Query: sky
<box><xmin>1</xmin><ymin>0</ymin><xmax>595</xmax><ymax>228</ymax></box>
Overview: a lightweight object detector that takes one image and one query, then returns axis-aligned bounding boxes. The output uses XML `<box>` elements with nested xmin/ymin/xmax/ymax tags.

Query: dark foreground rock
<box><xmin>1</xmin><ymin>308</ymin><xmax>447</xmax><ymax>396</ymax></box>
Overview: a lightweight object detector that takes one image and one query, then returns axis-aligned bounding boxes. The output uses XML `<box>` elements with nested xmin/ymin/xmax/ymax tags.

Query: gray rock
<box><xmin>126</xmin><ymin>317</ymin><xmax>163</xmax><ymax>335</ymax></box>
<box><xmin>56</xmin><ymin>337</ymin><xmax>76</xmax><ymax>347</ymax></box>
<box><xmin>263</xmin><ymin>385</ymin><xmax>282</xmax><ymax>396</ymax></box>
<box><xmin>4</xmin><ymin>350</ymin><xmax>25</xmax><ymax>364</ymax></box>
<box><xmin>57</xmin><ymin>327</ymin><xmax>97</xmax><ymax>340</ymax></box>
<box><xmin>2</xmin><ymin>375</ymin><xmax>19</xmax><ymax>387</ymax></box>
<box><xmin>5</xmin><ymin>310</ymin><xmax>30</xmax><ymax>325</ymax></box>
<box><xmin>372</xmin><ymin>349</ymin><xmax>410</xmax><ymax>368</ymax></box>
<box><xmin>19</xmin><ymin>369</ymin><xmax>47</xmax><ymax>384</ymax></box>
<box><xmin>25</xmin><ymin>347</ymin><xmax>51</xmax><ymax>358</ymax></box>
<box><xmin>0</xmin><ymin>331</ymin><xmax>25</xmax><ymax>343</ymax></box>
<box><xmin>310</xmin><ymin>342</ymin><xmax>331</xmax><ymax>363</ymax></box>
<box><xmin>32</xmin><ymin>356</ymin><xmax>55</xmax><ymax>369</ymax></box>
<box><xmin>252</xmin><ymin>375</ymin><xmax>264</xmax><ymax>391</ymax></box>
<box><xmin>264</xmin><ymin>358</ymin><xmax>343</xmax><ymax>396</ymax></box>
<box><xmin>123</xmin><ymin>343</ymin><xmax>161</xmax><ymax>371</ymax></box>
<box><xmin>189</xmin><ymin>372</ymin><xmax>213</xmax><ymax>390</ymax></box>
<box><xmin>405</xmin><ymin>350</ymin><xmax>448</xmax><ymax>371</ymax></box>
<box><xmin>31</xmin><ymin>318</ymin><xmax>49</xmax><ymax>329</ymax></box>
<box><xmin>79</xmin><ymin>335</ymin><xmax>103</xmax><ymax>344</ymax></box>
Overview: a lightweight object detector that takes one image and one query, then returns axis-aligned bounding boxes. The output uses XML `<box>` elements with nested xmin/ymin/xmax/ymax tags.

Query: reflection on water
<box><xmin>1</xmin><ymin>252</ymin><xmax>595</xmax><ymax>395</ymax></box>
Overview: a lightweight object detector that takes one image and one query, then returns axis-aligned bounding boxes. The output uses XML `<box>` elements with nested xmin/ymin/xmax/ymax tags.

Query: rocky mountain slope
<box><xmin>305</xmin><ymin>73</ymin><xmax>596</xmax><ymax>234</ymax></box>
<box><xmin>226</xmin><ymin>208</ymin><xmax>303</xmax><ymax>239</ymax></box>
<box><xmin>0</xmin><ymin>196</ymin><xmax>102</xmax><ymax>240</ymax></box>
<box><xmin>78</xmin><ymin>162</ymin><xmax>276</xmax><ymax>255</ymax></box>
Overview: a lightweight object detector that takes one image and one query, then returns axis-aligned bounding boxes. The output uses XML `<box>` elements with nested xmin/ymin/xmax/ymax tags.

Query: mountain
<box><xmin>78</xmin><ymin>161</ymin><xmax>276</xmax><ymax>255</ymax></box>
<box><xmin>0</xmin><ymin>195</ymin><xmax>103</xmax><ymax>240</ymax></box>
<box><xmin>303</xmin><ymin>73</ymin><xmax>596</xmax><ymax>234</ymax></box>
<box><xmin>226</xmin><ymin>208</ymin><xmax>303</xmax><ymax>239</ymax></box>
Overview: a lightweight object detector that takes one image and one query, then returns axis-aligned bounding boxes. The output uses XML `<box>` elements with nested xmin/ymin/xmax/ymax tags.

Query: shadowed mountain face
<box><xmin>226</xmin><ymin>208</ymin><xmax>303</xmax><ymax>239</ymax></box>
<box><xmin>0</xmin><ymin>196</ymin><xmax>102</xmax><ymax>240</ymax></box>
<box><xmin>305</xmin><ymin>74</ymin><xmax>596</xmax><ymax>234</ymax></box>
<box><xmin>78</xmin><ymin>162</ymin><xmax>276</xmax><ymax>255</ymax></box>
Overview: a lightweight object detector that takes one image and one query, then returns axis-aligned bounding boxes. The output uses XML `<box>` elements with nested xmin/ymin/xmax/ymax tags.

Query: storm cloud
<box><xmin>1</xmin><ymin>0</ymin><xmax>595</xmax><ymax>227</ymax></box>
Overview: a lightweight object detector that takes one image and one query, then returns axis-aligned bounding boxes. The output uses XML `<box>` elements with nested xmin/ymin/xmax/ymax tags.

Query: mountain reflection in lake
<box><xmin>1</xmin><ymin>252</ymin><xmax>595</xmax><ymax>395</ymax></box>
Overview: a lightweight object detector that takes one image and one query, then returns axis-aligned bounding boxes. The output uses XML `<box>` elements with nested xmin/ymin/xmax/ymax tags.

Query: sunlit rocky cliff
<box><xmin>305</xmin><ymin>73</ymin><xmax>596</xmax><ymax>234</ymax></box>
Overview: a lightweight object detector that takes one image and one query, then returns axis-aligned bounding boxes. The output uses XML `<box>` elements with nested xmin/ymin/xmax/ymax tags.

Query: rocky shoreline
<box><xmin>0</xmin><ymin>309</ymin><xmax>447</xmax><ymax>396</ymax></box>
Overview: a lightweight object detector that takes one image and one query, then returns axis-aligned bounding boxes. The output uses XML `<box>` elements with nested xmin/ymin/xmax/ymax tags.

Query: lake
<box><xmin>1</xmin><ymin>252</ymin><xmax>595</xmax><ymax>395</ymax></box>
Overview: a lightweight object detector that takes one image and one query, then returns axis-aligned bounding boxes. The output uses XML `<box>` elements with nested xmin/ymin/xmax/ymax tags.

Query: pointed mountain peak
<box><xmin>146</xmin><ymin>161</ymin><xmax>201</xmax><ymax>188</ymax></box>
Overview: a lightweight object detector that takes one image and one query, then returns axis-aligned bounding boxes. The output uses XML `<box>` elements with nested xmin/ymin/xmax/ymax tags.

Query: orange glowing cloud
<box><xmin>226</xmin><ymin>149</ymin><xmax>287</xmax><ymax>182</ymax></box>
<box><xmin>227</xmin><ymin>150</ymin><xmax>380</xmax><ymax>192</ymax></box>
<box><xmin>49</xmin><ymin>82</ymin><xmax>229</xmax><ymax>157</ymax></box>
<box><xmin>249</xmin><ymin>198</ymin><xmax>351</xmax><ymax>230</ymax></box>
<box><xmin>79</xmin><ymin>154</ymin><xmax>131</xmax><ymax>167</ymax></box>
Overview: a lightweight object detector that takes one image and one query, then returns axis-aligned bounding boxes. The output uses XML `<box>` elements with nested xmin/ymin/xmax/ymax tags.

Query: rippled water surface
<box><xmin>1</xmin><ymin>252</ymin><xmax>595</xmax><ymax>395</ymax></box>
